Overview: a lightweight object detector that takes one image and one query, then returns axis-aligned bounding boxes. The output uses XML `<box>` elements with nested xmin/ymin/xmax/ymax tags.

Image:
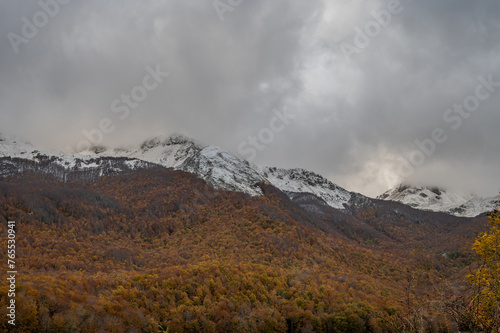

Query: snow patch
<box><xmin>258</xmin><ymin>166</ymin><xmax>351</xmax><ymax>210</ymax></box>
<box><xmin>378</xmin><ymin>184</ymin><xmax>499</xmax><ymax>217</ymax></box>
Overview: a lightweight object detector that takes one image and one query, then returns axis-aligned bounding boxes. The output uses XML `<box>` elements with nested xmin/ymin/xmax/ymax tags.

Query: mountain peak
<box><xmin>5</xmin><ymin>133</ymin><xmax>494</xmax><ymax>217</ymax></box>
<box><xmin>259</xmin><ymin>166</ymin><xmax>352</xmax><ymax>209</ymax></box>
<box><xmin>139</xmin><ymin>134</ymin><xmax>201</xmax><ymax>151</ymax></box>
<box><xmin>379</xmin><ymin>183</ymin><xmax>448</xmax><ymax>200</ymax></box>
<box><xmin>377</xmin><ymin>183</ymin><xmax>498</xmax><ymax>217</ymax></box>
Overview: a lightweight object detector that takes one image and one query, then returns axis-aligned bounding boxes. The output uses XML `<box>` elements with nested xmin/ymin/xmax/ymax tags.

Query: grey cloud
<box><xmin>0</xmin><ymin>0</ymin><xmax>499</xmax><ymax>197</ymax></box>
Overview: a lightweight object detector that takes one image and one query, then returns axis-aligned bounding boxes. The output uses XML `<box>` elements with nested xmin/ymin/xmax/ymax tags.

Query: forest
<box><xmin>0</xmin><ymin>168</ymin><xmax>497</xmax><ymax>332</ymax></box>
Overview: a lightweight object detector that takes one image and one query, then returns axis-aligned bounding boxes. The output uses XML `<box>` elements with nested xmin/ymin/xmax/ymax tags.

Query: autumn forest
<box><xmin>0</xmin><ymin>168</ymin><xmax>498</xmax><ymax>332</ymax></box>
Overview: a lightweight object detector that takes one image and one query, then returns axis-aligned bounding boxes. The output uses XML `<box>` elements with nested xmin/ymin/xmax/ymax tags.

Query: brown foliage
<box><xmin>0</xmin><ymin>169</ymin><xmax>489</xmax><ymax>332</ymax></box>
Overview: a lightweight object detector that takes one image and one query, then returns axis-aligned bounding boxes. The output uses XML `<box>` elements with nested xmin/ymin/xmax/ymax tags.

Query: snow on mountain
<box><xmin>378</xmin><ymin>184</ymin><xmax>499</xmax><ymax>217</ymax></box>
<box><xmin>7</xmin><ymin>132</ymin><xmax>493</xmax><ymax>216</ymax></box>
<box><xmin>0</xmin><ymin>133</ymin><xmax>38</xmax><ymax>158</ymax></box>
<box><xmin>84</xmin><ymin>135</ymin><xmax>266</xmax><ymax>196</ymax></box>
<box><xmin>86</xmin><ymin>135</ymin><xmax>358</xmax><ymax>201</ymax></box>
<box><xmin>182</xmin><ymin>146</ymin><xmax>266</xmax><ymax>196</ymax></box>
<box><xmin>377</xmin><ymin>184</ymin><xmax>473</xmax><ymax>212</ymax></box>
<box><xmin>258</xmin><ymin>166</ymin><xmax>351</xmax><ymax>209</ymax></box>
<box><xmin>0</xmin><ymin>133</ymin><xmax>155</xmax><ymax>178</ymax></box>
<box><xmin>447</xmin><ymin>195</ymin><xmax>499</xmax><ymax>217</ymax></box>
<box><xmin>0</xmin><ymin>133</ymin><xmax>103</xmax><ymax>169</ymax></box>
<box><xmin>83</xmin><ymin>134</ymin><xmax>202</xmax><ymax>169</ymax></box>
<box><xmin>85</xmin><ymin>135</ymin><xmax>360</xmax><ymax>203</ymax></box>
<box><xmin>0</xmin><ymin>133</ymin><xmax>369</xmax><ymax>207</ymax></box>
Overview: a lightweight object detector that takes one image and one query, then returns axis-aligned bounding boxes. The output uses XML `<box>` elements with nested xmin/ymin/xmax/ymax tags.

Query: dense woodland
<box><xmin>0</xmin><ymin>168</ymin><xmax>496</xmax><ymax>332</ymax></box>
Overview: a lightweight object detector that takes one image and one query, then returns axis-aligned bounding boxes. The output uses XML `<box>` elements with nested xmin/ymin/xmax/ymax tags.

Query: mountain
<box><xmin>0</xmin><ymin>133</ymin><xmax>156</xmax><ymax>181</ymax></box>
<box><xmin>182</xmin><ymin>145</ymin><xmax>267</xmax><ymax>196</ymax></box>
<box><xmin>378</xmin><ymin>184</ymin><xmax>499</xmax><ymax>217</ymax></box>
<box><xmin>84</xmin><ymin>136</ymin><xmax>382</xmax><ymax>210</ymax></box>
<box><xmin>258</xmin><ymin>166</ymin><xmax>352</xmax><ymax>210</ymax></box>
<box><xmin>82</xmin><ymin>134</ymin><xmax>267</xmax><ymax>196</ymax></box>
<box><xmin>0</xmin><ymin>163</ymin><xmax>490</xmax><ymax>332</ymax></box>
<box><xmin>1</xmin><ymin>133</ymin><xmax>496</xmax><ymax>217</ymax></box>
<box><xmin>1</xmin><ymin>133</ymin><xmax>356</xmax><ymax>204</ymax></box>
<box><xmin>80</xmin><ymin>134</ymin><xmax>368</xmax><ymax>205</ymax></box>
<box><xmin>82</xmin><ymin>134</ymin><xmax>202</xmax><ymax>169</ymax></box>
<box><xmin>0</xmin><ymin>133</ymin><xmax>267</xmax><ymax>196</ymax></box>
<box><xmin>0</xmin><ymin>133</ymin><xmax>493</xmax><ymax>332</ymax></box>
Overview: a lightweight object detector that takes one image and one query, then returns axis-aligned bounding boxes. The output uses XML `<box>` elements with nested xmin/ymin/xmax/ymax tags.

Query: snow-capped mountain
<box><xmin>446</xmin><ymin>196</ymin><xmax>499</xmax><ymax>217</ymax></box>
<box><xmin>258</xmin><ymin>166</ymin><xmax>352</xmax><ymax>210</ymax></box>
<box><xmin>378</xmin><ymin>184</ymin><xmax>499</xmax><ymax>217</ymax></box>
<box><xmin>9</xmin><ymin>132</ymin><xmax>495</xmax><ymax>217</ymax></box>
<box><xmin>82</xmin><ymin>135</ymin><xmax>202</xmax><ymax>169</ymax></box>
<box><xmin>0</xmin><ymin>133</ymin><xmax>81</xmax><ymax>168</ymax></box>
<box><xmin>0</xmin><ymin>133</ymin><xmax>157</xmax><ymax>180</ymax></box>
<box><xmin>0</xmin><ymin>133</ymin><xmax>365</xmax><ymax>210</ymax></box>
<box><xmin>182</xmin><ymin>146</ymin><xmax>267</xmax><ymax>196</ymax></box>
<box><xmin>84</xmin><ymin>134</ymin><xmax>360</xmax><ymax>205</ymax></box>
<box><xmin>84</xmin><ymin>135</ymin><xmax>267</xmax><ymax>196</ymax></box>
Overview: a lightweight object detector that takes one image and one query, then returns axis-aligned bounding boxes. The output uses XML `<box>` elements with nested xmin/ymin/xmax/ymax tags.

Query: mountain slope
<box><xmin>83</xmin><ymin>134</ymin><xmax>361</xmax><ymax>201</ymax></box>
<box><xmin>182</xmin><ymin>145</ymin><xmax>267</xmax><ymax>195</ymax></box>
<box><xmin>0</xmin><ymin>167</ymin><xmax>489</xmax><ymax>332</ymax></box>
<box><xmin>0</xmin><ymin>134</ymin><xmax>493</xmax><ymax>332</ymax></box>
<box><xmin>258</xmin><ymin>166</ymin><xmax>352</xmax><ymax>210</ymax></box>
<box><xmin>0</xmin><ymin>133</ymin><xmax>372</xmax><ymax>207</ymax></box>
<box><xmin>0</xmin><ymin>133</ymin><xmax>155</xmax><ymax>180</ymax></box>
<box><xmin>0</xmin><ymin>165</ymin><xmax>486</xmax><ymax>333</ymax></box>
<box><xmin>85</xmin><ymin>135</ymin><xmax>267</xmax><ymax>196</ymax></box>
<box><xmin>4</xmin><ymin>132</ymin><xmax>495</xmax><ymax>218</ymax></box>
<box><xmin>83</xmin><ymin>134</ymin><xmax>202</xmax><ymax>169</ymax></box>
<box><xmin>77</xmin><ymin>134</ymin><xmax>372</xmax><ymax>204</ymax></box>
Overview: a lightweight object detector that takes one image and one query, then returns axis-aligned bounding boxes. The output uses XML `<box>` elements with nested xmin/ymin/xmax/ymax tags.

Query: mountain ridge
<box><xmin>1</xmin><ymin>132</ymin><xmax>497</xmax><ymax>217</ymax></box>
<box><xmin>378</xmin><ymin>183</ymin><xmax>499</xmax><ymax>217</ymax></box>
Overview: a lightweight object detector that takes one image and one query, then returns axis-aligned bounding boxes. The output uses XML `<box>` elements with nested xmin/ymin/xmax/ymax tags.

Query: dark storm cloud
<box><xmin>0</xmin><ymin>0</ymin><xmax>499</xmax><ymax>197</ymax></box>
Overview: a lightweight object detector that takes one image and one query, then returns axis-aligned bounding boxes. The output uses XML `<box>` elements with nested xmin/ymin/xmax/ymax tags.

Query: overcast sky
<box><xmin>1</xmin><ymin>0</ymin><xmax>499</xmax><ymax>197</ymax></box>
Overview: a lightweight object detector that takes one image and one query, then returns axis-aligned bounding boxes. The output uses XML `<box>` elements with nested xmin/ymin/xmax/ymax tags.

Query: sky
<box><xmin>0</xmin><ymin>0</ymin><xmax>499</xmax><ymax>197</ymax></box>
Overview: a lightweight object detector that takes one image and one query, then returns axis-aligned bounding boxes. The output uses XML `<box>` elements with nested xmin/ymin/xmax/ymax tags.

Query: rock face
<box><xmin>378</xmin><ymin>184</ymin><xmax>499</xmax><ymax>217</ymax></box>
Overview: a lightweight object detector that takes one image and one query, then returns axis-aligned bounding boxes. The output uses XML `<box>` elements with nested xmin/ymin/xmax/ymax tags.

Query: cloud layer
<box><xmin>1</xmin><ymin>0</ymin><xmax>499</xmax><ymax>197</ymax></box>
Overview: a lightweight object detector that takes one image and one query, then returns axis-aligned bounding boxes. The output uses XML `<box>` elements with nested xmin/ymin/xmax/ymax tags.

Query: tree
<box><xmin>468</xmin><ymin>208</ymin><xmax>500</xmax><ymax>331</ymax></box>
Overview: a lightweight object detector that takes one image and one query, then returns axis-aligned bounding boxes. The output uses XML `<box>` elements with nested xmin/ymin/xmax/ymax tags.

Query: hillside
<box><xmin>0</xmin><ymin>168</ymin><xmax>490</xmax><ymax>332</ymax></box>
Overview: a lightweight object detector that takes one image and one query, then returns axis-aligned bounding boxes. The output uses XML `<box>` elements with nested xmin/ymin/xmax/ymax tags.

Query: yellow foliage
<box><xmin>468</xmin><ymin>208</ymin><xmax>500</xmax><ymax>330</ymax></box>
